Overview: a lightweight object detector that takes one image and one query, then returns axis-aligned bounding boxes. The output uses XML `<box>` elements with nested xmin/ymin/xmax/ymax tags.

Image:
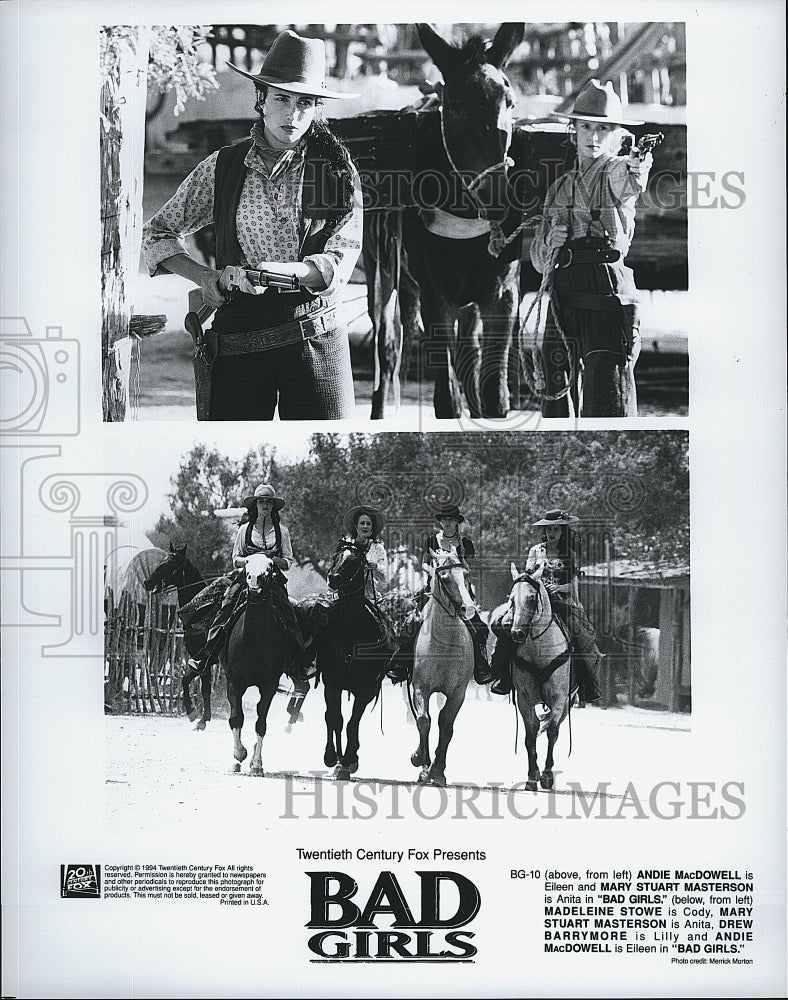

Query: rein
<box><xmin>430</xmin><ymin>565</ymin><xmax>467</xmax><ymax>618</ymax></box>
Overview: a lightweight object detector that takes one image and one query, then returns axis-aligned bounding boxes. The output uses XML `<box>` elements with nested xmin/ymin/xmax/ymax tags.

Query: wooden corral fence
<box><xmin>579</xmin><ymin>561</ymin><xmax>690</xmax><ymax>713</ymax></box>
<box><xmin>104</xmin><ymin>592</ymin><xmax>214</xmax><ymax>715</ymax></box>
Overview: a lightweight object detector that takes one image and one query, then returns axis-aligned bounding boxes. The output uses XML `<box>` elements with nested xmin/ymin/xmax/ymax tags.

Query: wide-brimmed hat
<box><xmin>434</xmin><ymin>504</ymin><xmax>465</xmax><ymax>524</ymax></box>
<box><xmin>343</xmin><ymin>505</ymin><xmax>384</xmax><ymax>538</ymax></box>
<box><xmin>226</xmin><ymin>29</ymin><xmax>357</xmax><ymax>100</ymax></box>
<box><xmin>557</xmin><ymin>80</ymin><xmax>643</xmax><ymax>127</ymax></box>
<box><xmin>242</xmin><ymin>483</ymin><xmax>285</xmax><ymax>510</ymax></box>
<box><xmin>532</xmin><ymin>509</ymin><xmax>579</xmax><ymax>528</ymax></box>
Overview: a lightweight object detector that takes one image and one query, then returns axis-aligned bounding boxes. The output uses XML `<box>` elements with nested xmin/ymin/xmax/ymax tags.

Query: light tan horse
<box><xmin>505</xmin><ymin>562</ymin><xmax>572</xmax><ymax>791</ymax></box>
<box><xmin>410</xmin><ymin>549</ymin><xmax>477</xmax><ymax>786</ymax></box>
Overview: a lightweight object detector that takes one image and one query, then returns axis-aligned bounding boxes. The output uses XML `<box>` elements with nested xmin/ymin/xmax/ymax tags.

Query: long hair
<box><xmin>246</xmin><ymin>503</ymin><xmax>284</xmax><ymax>554</ymax></box>
<box><xmin>541</xmin><ymin>524</ymin><xmax>583</xmax><ymax>568</ymax></box>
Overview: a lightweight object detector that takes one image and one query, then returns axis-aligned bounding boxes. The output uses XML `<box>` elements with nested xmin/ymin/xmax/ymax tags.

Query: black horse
<box><xmin>369</xmin><ymin>23</ymin><xmax>526</xmax><ymax>419</ymax></box>
<box><xmin>143</xmin><ymin>542</ymin><xmax>213</xmax><ymax>729</ymax></box>
<box><xmin>317</xmin><ymin>542</ymin><xmax>392</xmax><ymax>780</ymax></box>
<box><xmin>224</xmin><ymin>553</ymin><xmax>292</xmax><ymax>775</ymax></box>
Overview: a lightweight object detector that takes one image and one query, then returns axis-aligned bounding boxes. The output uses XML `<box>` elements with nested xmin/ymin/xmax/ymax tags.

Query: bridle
<box><xmin>330</xmin><ymin>541</ymin><xmax>372</xmax><ymax>600</ymax></box>
<box><xmin>438</xmin><ymin>87</ymin><xmax>514</xmax><ymax>221</ymax></box>
<box><xmin>510</xmin><ymin>573</ymin><xmax>552</xmax><ymax>641</ymax></box>
<box><xmin>431</xmin><ymin>561</ymin><xmax>470</xmax><ymax>618</ymax></box>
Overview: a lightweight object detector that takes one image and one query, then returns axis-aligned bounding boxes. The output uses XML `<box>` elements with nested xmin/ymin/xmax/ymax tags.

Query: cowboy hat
<box><xmin>226</xmin><ymin>29</ymin><xmax>357</xmax><ymax>100</ymax></box>
<box><xmin>433</xmin><ymin>504</ymin><xmax>465</xmax><ymax>524</ymax></box>
<box><xmin>532</xmin><ymin>509</ymin><xmax>579</xmax><ymax>527</ymax></box>
<box><xmin>556</xmin><ymin>80</ymin><xmax>644</xmax><ymax>126</ymax></box>
<box><xmin>343</xmin><ymin>505</ymin><xmax>384</xmax><ymax>538</ymax></box>
<box><xmin>242</xmin><ymin>483</ymin><xmax>285</xmax><ymax>510</ymax></box>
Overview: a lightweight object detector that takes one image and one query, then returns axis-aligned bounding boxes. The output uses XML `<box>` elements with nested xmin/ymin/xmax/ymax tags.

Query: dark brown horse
<box><xmin>317</xmin><ymin>541</ymin><xmax>391</xmax><ymax>780</ymax></box>
<box><xmin>369</xmin><ymin>23</ymin><xmax>525</xmax><ymax>419</ymax></box>
<box><xmin>224</xmin><ymin>554</ymin><xmax>291</xmax><ymax>775</ymax></box>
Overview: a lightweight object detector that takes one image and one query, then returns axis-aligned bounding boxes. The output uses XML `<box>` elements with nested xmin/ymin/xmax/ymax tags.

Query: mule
<box><xmin>410</xmin><ymin>549</ymin><xmax>477</xmax><ymax>786</ymax></box>
<box><xmin>499</xmin><ymin>562</ymin><xmax>572</xmax><ymax>791</ymax></box>
<box><xmin>318</xmin><ymin>541</ymin><xmax>391</xmax><ymax>780</ymax></box>
<box><xmin>223</xmin><ymin>553</ymin><xmax>291</xmax><ymax>775</ymax></box>
<box><xmin>369</xmin><ymin>22</ymin><xmax>526</xmax><ymax>419</ymax></box>
<box><xmin>143</xmin><ymin>542</ymin><xmax>213</xmax><ymax>729</ymax></box>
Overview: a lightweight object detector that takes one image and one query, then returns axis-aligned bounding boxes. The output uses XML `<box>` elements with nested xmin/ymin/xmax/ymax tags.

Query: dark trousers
<box><xmin>210</xmin><ymin>329</ymin><xmax>355</xmax><ymax>420</ymax></box>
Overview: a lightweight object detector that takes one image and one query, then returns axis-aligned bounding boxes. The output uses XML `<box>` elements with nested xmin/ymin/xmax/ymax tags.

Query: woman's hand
<box><xmin>546</xmin><ymin>220</ymin><xmax>569</xmax><ymax>252</ymax></box>
<box><xmin>626</xmin><ymin>149</ymin><xmax>653</xmax><ymax>179</ymax></box>
<box><xmin>196</xmin><ymin>267</ymin><xmax>230</xmax><ymax>309</ymax></box>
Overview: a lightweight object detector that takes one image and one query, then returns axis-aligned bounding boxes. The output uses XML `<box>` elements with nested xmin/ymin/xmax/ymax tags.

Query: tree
<box><xmin>100</xmin><ymin>27</ymin><xmax>217</xmax><ymax>421</ymax></box>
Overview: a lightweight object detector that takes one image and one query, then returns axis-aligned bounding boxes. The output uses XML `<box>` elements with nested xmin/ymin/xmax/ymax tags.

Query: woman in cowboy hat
<box><xmin>387</xmin><ymin>504</ymin><xmax>493</xmax><ymax>685</ymax></box>
<box><xmin>187</xmin><ymin>484</ymin><xmax>313</xmax><ymax>683</ymax></box>
<box><xmin>142</xmin><ymin>29</ymin><xmax>361</xmax><ymax>420</ymax></box>
<box><xmin>342</xmin><ymin>506</ymin><xmax>389</xmax><ymax>594</ymax></box>
<box><xmin>490</xmin><ymin>509</ymin><xmax>602</xmax><ymax>701</ymax></box>
<box><xmin>530</xmin><ymin>80</ymin><xmax>654</xmax><ymax>418</ymax></box>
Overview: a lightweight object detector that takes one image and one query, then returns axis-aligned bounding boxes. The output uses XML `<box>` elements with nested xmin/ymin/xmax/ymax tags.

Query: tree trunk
<box><xmin>101</xmin><ymin>28</ymin><xmax>149</xmax><ymax>421</ymax></box>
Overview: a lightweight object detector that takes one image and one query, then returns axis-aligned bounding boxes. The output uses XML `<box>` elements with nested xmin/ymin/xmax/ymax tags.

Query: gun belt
<box><xmin>216</xmin><ymin>307</ymin><xmax>338</xmax><ymax>356</ymax></box>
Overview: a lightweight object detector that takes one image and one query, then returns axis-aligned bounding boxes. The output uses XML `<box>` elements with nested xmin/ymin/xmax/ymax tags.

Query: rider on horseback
<box><xmin>387</xmin><ymin>504</ymin><xmax>493</xmax><ymax>686</ymax></box>
<box><xmin>489</xmin><ymin>509</ymin><xmax>603</xmax><ymax>701</ymax></box>
<box><xmin>338</xmin><ymin>505</ymin><xmax>395</xmax><ymax>650</ymax></box>
<box><xmin>184</xmin><ymin>484</ymin><xmax>314</xmax><ymax>684</ymax></box>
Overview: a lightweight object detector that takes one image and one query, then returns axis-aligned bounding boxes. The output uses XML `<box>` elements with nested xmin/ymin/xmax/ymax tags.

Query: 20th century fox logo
<box><xmin>305</xmin><ymin>870</ymin><xmax>480</xmax><ymax>961</ymax></box>
<box><xmin>60</xmin><ymin>864</ymin><xmax>101</xmax><ymax>898</ymax></box>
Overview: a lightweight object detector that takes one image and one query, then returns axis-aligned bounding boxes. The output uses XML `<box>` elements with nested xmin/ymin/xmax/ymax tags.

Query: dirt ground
<box><xmin>105</xmin><ymin>684</ymin><xmax>690</xmax><ymax>840</ymax></box>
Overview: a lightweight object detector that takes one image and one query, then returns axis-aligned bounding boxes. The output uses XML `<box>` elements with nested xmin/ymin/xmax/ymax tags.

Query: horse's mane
<box><xmin>456</xmin><ymin>35</ymin><xmax>489</xmax><ymax>69</ymax></box>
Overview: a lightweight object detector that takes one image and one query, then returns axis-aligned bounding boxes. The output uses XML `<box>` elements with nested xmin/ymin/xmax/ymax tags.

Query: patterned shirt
<box><xmin>530</xmin><ymin>152</ymin><xmax>650</xmax><ymax>273</ymax></box>
<box><xmin>142</xmin><ymin>136</ymin><xmax>362</xmax><ymax>296</ymax></box>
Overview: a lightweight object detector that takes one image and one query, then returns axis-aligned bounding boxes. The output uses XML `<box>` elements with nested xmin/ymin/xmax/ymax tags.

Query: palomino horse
<box><xmin>503</xmin><ymin>562</ymin><xmax>572</xmax><ymax>791</ymax></box>
<box><xmin>318</xmin><ymin>541</ymin><xmax>391</xmax><ymax>780</ymax></box>
<box><xmin>410</xmin><ymin>550</ymin><xmax>477</xmax><ymax>786</ymax></box>
<box><xmin>224</xmin><ymin>553</ymin><xmax>290</xmax><ymax>775</ymax></box>
<box><xmin>143</xmin><ymin>542</ymin><xmax>213</xmax><ymax>729</ymax></box>
<box><xmin>369</xmin><ymin>23</ymin><xmax>526</xmax><ymax>419</ymax></box>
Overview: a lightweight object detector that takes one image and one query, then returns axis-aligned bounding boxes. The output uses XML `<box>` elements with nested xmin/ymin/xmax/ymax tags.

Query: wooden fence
<box><xmin>104</xmin><ymin>593</ymin><xmax>210</xmax><ymax>715</ymax></box>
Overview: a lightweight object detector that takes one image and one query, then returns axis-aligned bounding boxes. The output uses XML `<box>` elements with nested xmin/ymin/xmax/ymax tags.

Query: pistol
<box><xmin>226</xmin><ymin>266</ymin><xmax>300</xmax><ymax>292</ymax></box>
<box><xmin>619</xmin><ymin>132</ymin><xmax>664</xmax><ymax>157</ymax></box>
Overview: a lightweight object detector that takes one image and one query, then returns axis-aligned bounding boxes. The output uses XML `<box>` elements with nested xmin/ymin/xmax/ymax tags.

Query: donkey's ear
<box><xmin>486</xmin><ymin>22</ymin><xmax>525</xmax><ymax>69</ymax></box>
<box><xmin>510</xmin><ymin>561</ymin><xmax>520</xmax><ymax>580</ymax></box>
<box><xmin>417</xmin><ymin>23</ymin><xmax>461</xmax><ymax>78</ymax></box>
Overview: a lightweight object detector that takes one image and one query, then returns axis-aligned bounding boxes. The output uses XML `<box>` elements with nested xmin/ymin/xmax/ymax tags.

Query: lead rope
<box><xmin>517</xmin><ymin>238</ymin><xmax>576</xmax><ymax>403</ymax></box>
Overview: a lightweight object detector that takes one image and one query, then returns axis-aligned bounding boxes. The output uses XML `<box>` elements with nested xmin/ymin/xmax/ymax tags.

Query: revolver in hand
<box><xmin>619</xmin><ymin>132</ymin><xmax>665</xmax><ymax>157</ymax></box>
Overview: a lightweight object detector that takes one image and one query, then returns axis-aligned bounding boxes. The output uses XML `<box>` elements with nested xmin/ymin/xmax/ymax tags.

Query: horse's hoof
<box><xmin>284</xmin><ymin>724</ymin><xmax>293</xmax><ymax>734</ymax></box>
<box><xmin>345</xmin><ymin>759</ymin><xmax>359</xmax><ymax>775</ymax></box>
<box><xmin>428</xmin><ymin>771</ymin><xmax>447</xmax><ymax>788</ymax></box>
<box><xmin>186</xmin><ymin>709</ymin><xmax>199</xmax><ymax>723</ymax></box>
<box><xmin>324</xmin><ymin>749</ymin><xmax>338</xmax><ymax>768</ymax></box>
<box><xmin>525</xmin><ymin>779</ymin><xmax>538</xmax><ymax>792</ymax></box>
<box><xmin>411</xmin><ymin>750</ymin><xmax>427</xmax><ymax>767</ymax></box>
<box><xmin>250</xmin><ymin>765</ymin><xmax>264</xmax><ymax>777</ymax></box>
<box><xmin>194</xmin><ymin>720</ymin><xmax>206</xmax><ymax>732</ymax></box>
<box><xmin>333</xmin><ymin>764</ymin><xmax>351</xmax><ymax>781</ymax></box>
<box><xmin>417</xmin><ymin>768</ymin><xmax>430</xmax><ymax>784</ymax></box>
<box><xmin>231</xmin><ymin>762</ymin><xmax>241</xmax><ymax>774</ymax></box>
<box><xmin>540</xmin><ymin>773</ymin><xmax>554</xmax><ymax>790</ymax></box>
<box><xmin>233</xmin><ymin>747</ymin><xmax>248</xmax><ymax>764</ymax></box>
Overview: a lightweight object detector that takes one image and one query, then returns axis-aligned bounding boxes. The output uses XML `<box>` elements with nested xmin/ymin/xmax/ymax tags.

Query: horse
<box><xmin>223</xmin><ymin>553</ymin><xmax>291</xmax><ymax>775</ymax></box>
<box><xmin>317</xmin><ymin>541</ymin><xmax>391</xmax><ymax>780</ymax></box>
<box><xmin>142</xmin><ymin>542</ymin><xmax>214</xmax><ymax>729</ymax></box>
<box><xmin>410</xmin><ymin>549</ymin><xmax>477</xmax><ymax>787</ymax></box>
<box><xmin>368</xmin><ymin>22</ymin><xmax>526</xmax><ymax>419</ymax></box>
<box><xmin>500</xmin><ymin>562</ymin><xmax>572</xmax><ymax>791</ymax></box>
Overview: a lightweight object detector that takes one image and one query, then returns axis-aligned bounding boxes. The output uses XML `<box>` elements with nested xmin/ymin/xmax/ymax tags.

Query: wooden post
<box><xmin>101</xmin><ymin>28</ymin><xmax>150</xmax><ymax>421</ymax></box>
